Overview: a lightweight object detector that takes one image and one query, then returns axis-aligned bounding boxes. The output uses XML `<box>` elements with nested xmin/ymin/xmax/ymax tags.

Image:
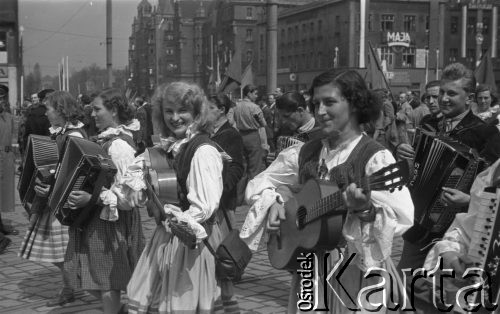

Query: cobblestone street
<box><xmin>0</xmin><ymin>174</ymin><xmax>403</xmax><ymax>313</ymax></box>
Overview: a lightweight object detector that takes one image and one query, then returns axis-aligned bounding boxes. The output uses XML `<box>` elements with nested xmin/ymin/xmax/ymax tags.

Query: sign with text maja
<box><xmin>386</xmin><ymin>32</ymin><xmax>411</xmax><ymax>48</ymax></box>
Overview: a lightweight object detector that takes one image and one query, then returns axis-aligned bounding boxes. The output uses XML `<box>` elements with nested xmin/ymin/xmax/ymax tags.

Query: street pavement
<box><xmin>0</xmin><ymin>172</ymin><xmax>403</xmax><ymax>313</ymax></box>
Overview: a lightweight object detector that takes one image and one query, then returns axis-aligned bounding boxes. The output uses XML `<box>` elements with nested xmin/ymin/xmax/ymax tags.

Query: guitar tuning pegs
<box><xmin>398</xmin><ymin>186</ymin><xmax>403</xmax><ymax>191</ymax></box>
<box><xmin>389</xmin><ymin>188</ymin><xmax>395</xmax><ymax>193</ymax></box>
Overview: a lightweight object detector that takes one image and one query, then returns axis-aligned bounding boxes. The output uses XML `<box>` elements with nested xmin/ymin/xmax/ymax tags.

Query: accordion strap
<box><xmin>73</xmin><ymin>170</ymin><xmax>108</xmax><ymax>229</ymax></box>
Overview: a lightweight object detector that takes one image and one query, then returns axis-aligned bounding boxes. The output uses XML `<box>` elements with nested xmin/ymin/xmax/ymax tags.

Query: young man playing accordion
<box><xmin>396</xmin><ymin>63</ymin><xmax>500</xmax><ymax>313</ymax></box>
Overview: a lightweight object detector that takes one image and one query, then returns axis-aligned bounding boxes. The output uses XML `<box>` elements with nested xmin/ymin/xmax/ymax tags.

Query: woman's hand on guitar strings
<box><xmin>343</xmin><ymin>183</ymin><xmax>372</xmax><ymax>213</ymax></box>
<box><xmin>441</xmin><ymin>187</ymin><xmax>471</xmax><ymax>207</ymax></box>
<box><xmin>267</xmin><ymin>201</ymin><xmax>286</xmax><ymax>232</ymax></box>
<box><xmin>68</xmin><ymin>190</ymin><xmax>92</xmax><ymax>209</ymax></box>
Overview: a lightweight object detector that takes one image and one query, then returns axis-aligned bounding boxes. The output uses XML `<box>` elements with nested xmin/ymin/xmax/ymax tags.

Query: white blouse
<box><xmin>99</xmin><ymin>120</ymin><xmax>141</xmax><ymax>221</ymax></box>
<box><xmin>241</xmin><ymin>134</ymin><xmax>414</xmax><ymax>270</ymax></box>
<box><xmin>123</xmin><ymin>129</ymin><xmax>224</xmax><ymax>240</ymax></box>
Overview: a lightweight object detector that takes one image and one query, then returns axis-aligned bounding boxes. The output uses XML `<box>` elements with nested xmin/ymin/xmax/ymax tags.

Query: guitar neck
<box><xmin>304</xmin><ymin>190</ymin><xmax>346</xmax><ymax>225</ymax></box>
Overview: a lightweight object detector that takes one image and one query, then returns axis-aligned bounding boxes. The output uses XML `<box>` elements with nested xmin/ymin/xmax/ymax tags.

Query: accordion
<box><xmin>18</xmin><ymin>135</ymin><xmax>59</xmax><ymax>215</ymax></box>
<box><xmin>404</xmin><ymin>129</ymin><xmax>485</xmax><ymax>244</ymax></box>
<box><xmin>267</xmin><ymin>127</ymin><xmax>324</xmax><ymax>164</ymax></box>
<box><xmin>462</xmin><ymin>187</ymin><xmax>500</xmax><ymax>312</ymax></box>
<box><xmin>49</xmin><ymin>137</ymin><xmax>117</xmax><ymax>227</ymax></box>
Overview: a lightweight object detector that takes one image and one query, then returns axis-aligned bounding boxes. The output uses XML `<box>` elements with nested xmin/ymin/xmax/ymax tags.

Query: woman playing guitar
<box><xmin>240</xmin><ymin>69</ymin><xmax>414</xmax><ymax>313</ymax></box>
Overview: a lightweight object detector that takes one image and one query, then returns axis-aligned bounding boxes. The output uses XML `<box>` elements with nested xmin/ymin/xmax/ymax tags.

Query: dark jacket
<box><xmin>211</xmin><ymin>121</ymin><xmax>244</xmax><ymax>212</ymax></box>
<box><xmin>23</xmin><ymin>104</ymin><xmax>50</xmax><ymax>151</ymax></box>
<box><xmin>441</xmin><ymin>111</ymin><xmax>500</xmax><ymax>165</ymax></box>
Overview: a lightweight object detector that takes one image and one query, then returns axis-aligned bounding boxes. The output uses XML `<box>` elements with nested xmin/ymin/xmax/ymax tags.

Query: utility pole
<box><xmin>266</xmin><ymin>0</ymin><xmax>278</xmax><ymax>95</ymax></box>
<box><xmin>476</xmin><ymin>8</ymin><xmax>484</xmax><ymax>66</ymax></box>
<box><xmin>106</xmin><ymin>0</ymin><xmax>113</xmax><ymax>87</ymax></box>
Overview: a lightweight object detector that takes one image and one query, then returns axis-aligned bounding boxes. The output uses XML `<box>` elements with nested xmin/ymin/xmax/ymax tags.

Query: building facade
<box><xmin>128</xmin><ymin>0</ymin><xmax>209</xmax><ymax>98</ymax></box>
<box><xmin>0</xmin><ymin>0</ymin><xmax>20</xmax><ymax>108</ymax></box>
<box><xmin>254</xmin><ymin>0</ymin><xmax>500</xmax><ymax>94</ymax></box>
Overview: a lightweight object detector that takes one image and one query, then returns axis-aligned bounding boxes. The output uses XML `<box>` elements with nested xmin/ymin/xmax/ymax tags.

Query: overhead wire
<box><xmin>24</xmin><ymin>1</ymin><xmax>91</xmax><ymax>51</ymax></box>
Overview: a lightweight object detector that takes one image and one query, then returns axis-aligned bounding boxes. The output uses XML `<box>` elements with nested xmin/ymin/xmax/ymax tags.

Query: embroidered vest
<box><xmin>298</xmin><ymin>135</ymin><xmax>385</xmax><ymax>188</ymax></box>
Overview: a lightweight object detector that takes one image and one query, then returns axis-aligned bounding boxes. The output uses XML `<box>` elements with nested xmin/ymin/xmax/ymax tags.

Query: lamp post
<box><xmin>19</xmin><ymin>25</ymin><xmax>24</xmax><ymax>108</ymax></box>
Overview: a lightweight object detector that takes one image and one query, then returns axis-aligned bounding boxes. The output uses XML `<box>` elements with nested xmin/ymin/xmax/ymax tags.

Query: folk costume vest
<box><xmin>298</xmin><ymin>135</ymin><xmax>385</xmax><ymax>188</ymax></box>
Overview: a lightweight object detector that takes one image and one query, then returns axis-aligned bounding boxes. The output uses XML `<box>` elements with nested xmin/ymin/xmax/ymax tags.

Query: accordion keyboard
<box><xmin>61</xmin><ymin>175</ymin><xmax>86</xmax><ymax>210</ymax></box>
<box><xmin>466</xmin><ymin>188</ymin><xmax>500</xmax><ymax>311</ymax></box>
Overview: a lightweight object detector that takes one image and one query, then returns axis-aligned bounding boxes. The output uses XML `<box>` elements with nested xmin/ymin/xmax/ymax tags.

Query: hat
<box><xmin>0</xmin><ymin>85</ymin><xmax>8</xmax><ymax>96</ymax></box>
<box><xmin>37</xmin><ymin>88</ymin><xmax>55</xmax><ymax>101</ymax></box>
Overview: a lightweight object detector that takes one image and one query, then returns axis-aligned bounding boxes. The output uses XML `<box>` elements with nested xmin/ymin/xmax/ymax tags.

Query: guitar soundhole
<box><xmin>296</xmin><ymin>206</ymin><xmax>307</xmax><ymax>229</ymax></box>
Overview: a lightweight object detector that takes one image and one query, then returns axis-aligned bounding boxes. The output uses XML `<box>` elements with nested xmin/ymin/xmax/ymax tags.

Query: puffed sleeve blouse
<box><xmin>240</xmin><ymin>134</ymin><xmax>414</xmax><ymax>271</ymax></box>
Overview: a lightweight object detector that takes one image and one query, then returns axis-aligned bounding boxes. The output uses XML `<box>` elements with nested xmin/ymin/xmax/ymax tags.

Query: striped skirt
<box><xmin>127</xmin><ymin>222</ymin><xmax>223</xmax><ymax>314</ymax></box>
<box><xmin>18</xmin><ymin>207</ymin><xmax>69</xmax><ymax>263</ymax></box>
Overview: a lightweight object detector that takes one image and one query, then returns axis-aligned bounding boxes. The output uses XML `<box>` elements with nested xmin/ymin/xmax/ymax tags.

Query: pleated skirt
<box><xmin>18</xmin><ymin>207</ymin><xmax>69</xmax><ymax>263</ymax></box>
<box><xmin>127</xmin><ymin>222</ymin><xmax>223</xmax><ymax>314</ymax></box>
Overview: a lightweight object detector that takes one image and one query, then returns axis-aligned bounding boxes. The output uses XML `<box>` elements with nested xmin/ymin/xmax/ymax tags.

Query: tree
<box><xmin>33</xmin><ymin>63</ymin><xmax>42</xmax><ymax>92</ymax></box>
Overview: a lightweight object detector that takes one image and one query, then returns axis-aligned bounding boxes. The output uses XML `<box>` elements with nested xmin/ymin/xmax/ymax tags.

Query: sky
<box><xmin>20</xmin><ymin>0</ymin><xmax>159</xmax><ymax>77</ymax></box>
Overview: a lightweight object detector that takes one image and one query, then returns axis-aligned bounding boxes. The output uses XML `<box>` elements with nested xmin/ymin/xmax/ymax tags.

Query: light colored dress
<box><xmin>240</xmin><ymin>135</ymin><xmax>414</xmax><ymax>313</ymax></box>
<box><xmin>64</xmin><ymin>121</ymin><xmax>145</xmax><ymax>291</ymax></box>
<box><xmin>0</xmin><ymin>111</ymin><xmax>15</xmax><ymax>213</ymax></box>
<box><xmin>127</xmin><ymin>134</ymin><xmax>225</xmax><ymax>314</ymax></box>
<box><xmin>19</xmin><ymin>123</ymin><xmax>84</xmax><ymax>263</ymax></box>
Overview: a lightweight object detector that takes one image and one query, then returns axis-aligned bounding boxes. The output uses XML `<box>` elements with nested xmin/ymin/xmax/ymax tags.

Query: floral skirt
<box><xmin>127</xmin><ymin>222</ymin><xmax>223</xmax><ymax>314</ymax></box>
<box><xmin>18</xmin><ymin>207</ymin><xmax>69</xmax><ymax>263</ymax></box>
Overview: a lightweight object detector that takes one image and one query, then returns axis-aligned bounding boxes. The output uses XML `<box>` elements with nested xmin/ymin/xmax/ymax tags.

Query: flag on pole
<box><xmin>474</xmin><ymin>49</ymin><xmax>498</xmax><ymax>94</ymax></box>
<box><xmin>217</xmin><ymin>46</ymin><xmax>242</xmax><ymax>94</ymax></box>
<box><xmin>240</xmin><ymin>62</ymin><xmax>253</xmax><ymax>88</ymax></box>
<box><xmin>366</xmin><ymin>42</ymin><xmax>389</xmax><ymax>90</ymax></box>
<box><xmin>366</xmin><ymin>42</ymin><xmax>394</xmax><ymax>98</ymax></box>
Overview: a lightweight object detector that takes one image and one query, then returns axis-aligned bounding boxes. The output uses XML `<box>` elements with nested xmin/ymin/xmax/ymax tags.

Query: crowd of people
<box><xmin>0</xmin><ymin>61</ymin><xmax>499</xmax><ymax>313</ymax></box>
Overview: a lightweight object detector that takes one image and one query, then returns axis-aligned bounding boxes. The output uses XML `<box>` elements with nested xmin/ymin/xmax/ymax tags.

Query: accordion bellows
<box><xmin>49</xmin><ymin>137</ymin><xmax>117</xmax><ymax>227</ymax></box>
<box><xmin>18</xmin><ymin>135</ymin><xmax>59</xmax><ymax>214</ymax></box>
<box><xmin>404</xmin><ymin>129</ymin><xmax>485</xmax><ymax>243</ymax></box>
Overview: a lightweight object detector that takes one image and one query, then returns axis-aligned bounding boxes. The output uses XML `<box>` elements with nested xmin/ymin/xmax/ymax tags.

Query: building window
<box><xmin>403</xmin><ymin>15</ymin><xmax>416</xmax><ymax>32</ymax></box>
<box><xmin>318</xmin><ymin>20</ymin><xmax>323</xmax><ymax>32</ymax></box>
<box><xmin>336</xmin><ymin>16</ymin><xmax>341</xmax><ymax>31</ymax></box>
<box><xmin>149</xmin><ymin>68</ymin><xmax>153</xmax><ymax>75</ymax></box>
<box><xmin>246</xmin><ymin>7</ymin><xmax>253</xmax><ymax>18</ymax></box>
<box><xmin>310</xmin><ymin>22</ymin><xmax>314</xmax><ymax>33</ymax></box>
<box><xmin>246</xmin><ymin>49</ymin><xmax>253</xmax><ymax>62</ymax></box>
<box><xmin>260</xmin><ymin>34</ymin><xmax>264</xmax><ymax>51</ymax></box>
<box><xmin>318</xmin><ymin>52</ymin><xmax>322</xmax><ymax>68</ymax></box>
<box><xmin>426</xmin><ymin>15</ymin><xmax>429</xmax><ymax>32</ymax></box>
<box><xmin>246</xmin><ymin>29</ymin><xmax>253</xmax><ymax>41</ymax></box>
<box><xmin>467</xmin><ymin>17</ymin><xmax>476</xmax><ymax>34</ymax></box>
<box><xmin>166</xmin><ymin>48</ymin><xmax>174</xmax><ymax>55</ymax></box>
<box><xmin>368</xmin><ymin>14</ymin><xmax>374</xmax><ymax>32</ymax></box>
<box><xmin>381</xmin><ymin>14</ymin><xmax>394</xmax><ymax>32</ymax></box>
<box><xmin>402</xmin><ymin>47</ymin><xmax>415</xmax><ymax>67</ymax></box>
<box><xmin>280</xmin><ymin>29</ymin><xmax>285</xmax><ymax>43</ymax></box>
<box><xmin>466</xmin><ymin>48</ymin><xmax>475</xmax><ymax>63</ymax></box>
<box><xmin>449</xmin><ymin>48</ymin><xmax>458</xmax><ymax>62</ymax></box>
<box><xmin>288</xmin><ymin>27</ymin><xmax>292</xmax><ymax>42</ymax></box>
<box><xmin>483</xmin><ymin>17</ymin><xmax>489</xmax><ymax>34</ymax></box>
<box><xmin>451</xmin><ymin>16</ymin><xmax>459</xmax><ymax>34</ymax></box>
<box><xmin>380</xmin><ymin>46</ymin><xmax>394</xmax><ymax>66</ymax></box>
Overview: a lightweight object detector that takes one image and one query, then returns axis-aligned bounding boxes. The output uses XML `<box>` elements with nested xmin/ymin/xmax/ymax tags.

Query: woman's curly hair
<box><xmin>96</xmin><ymin>88</ymin><xmax>135</xmax><ymax>124</ymax></box>
<box><xmin>44</xmin><ymin>91</ymin><xmax>83</xmax><ymax>125</ymax></box>
<box><xmin>152</xmin><ymin>81</ymin><xmax>212</xmax><ymax>137</ymax></box>
<box><xmin>309</xmin><ymin>70</ymin><xmax>382</xmax><ymax>124</ymax></box>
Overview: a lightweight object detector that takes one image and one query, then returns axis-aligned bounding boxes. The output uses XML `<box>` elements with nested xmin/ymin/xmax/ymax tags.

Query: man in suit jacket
<box><xmin>396</xmin><ymin>63</ymin><xmax>500</xmax><ymax>313</ymax></box>
<box><xmin>207</xmin><ymin>93</ymin><xmax>244</xmax><ymax>312</ymax></box>
<box><xmin>208</xmin><ymin>94</ymin><xmax>244</xmax><ymax>216</ymax></box>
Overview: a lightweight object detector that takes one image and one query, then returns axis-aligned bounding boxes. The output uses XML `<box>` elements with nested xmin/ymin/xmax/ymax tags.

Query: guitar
<box><xmin>143</xmin><ymin>147</ymin><xmax>198</xmax><ymax>249</ymax></box>
<box><xmin>267</xmin><ymin>160</ymin><xmax>410</xmax><ymax>270</ymax></box>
